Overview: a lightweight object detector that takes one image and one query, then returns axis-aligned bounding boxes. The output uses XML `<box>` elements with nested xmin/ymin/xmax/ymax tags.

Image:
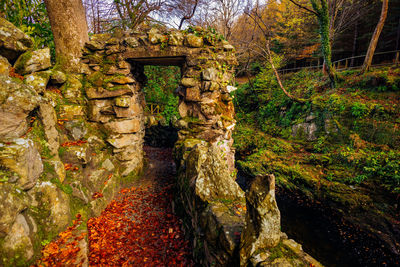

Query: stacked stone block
<box><xmin>81</xmin><ymin>26</ymin><xmax>239</xmax><ymax>175</ymax></box>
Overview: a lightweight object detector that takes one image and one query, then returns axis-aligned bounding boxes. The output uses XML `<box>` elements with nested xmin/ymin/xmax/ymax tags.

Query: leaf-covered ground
<box><xmin>36</xmin><ymin>147</ymin><xmax>194</xmax><ymax>266</ymax></box>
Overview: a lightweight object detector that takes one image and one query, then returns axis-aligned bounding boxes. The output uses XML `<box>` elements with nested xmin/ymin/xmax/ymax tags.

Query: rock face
<box><xmin>0</xmin><ymin>183</ymin><xmax>29</xmax><ymax>236</ymax></box>
<box><xmin>14</xmin><ymin>48</ymin><xmax>51</xmax><ymax>75</ymax></box>
<box><xmin>186</xmin><ymin>142</ymin><xmax>244</xmax><ymax>201</ymax></box>
<box><xmin>174</xmin><ymin>139</ymin><xmax>246</xmax><ymax>266</ymax></box>
<box><xmin>0</xmin><ymin>76</ymin><xmax>40</xmax><ymax>140</ymax></box>
<box><xmin>0</xmin><ymin>139</ymin><xmax>43</xmax><ymax>190</ymax></box>
<box><xmin>2</xmin><ymin>214</ymin><xmax>34</xmax><ymax>261</ymax></box>
<box><xmin>240</xmin><ymin>174</ymin><xmax>281</xmax><ymax>266</ymax></box>
<box><xmin>0</xmin><ymin>17</ymin><xmax>33</xmax><ymax>62</ymax></box>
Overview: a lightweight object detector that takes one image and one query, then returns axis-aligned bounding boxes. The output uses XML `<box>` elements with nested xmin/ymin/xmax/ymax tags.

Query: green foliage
<box><xmin>143</xmin><ymin>65</ymin><xmax>180</xmax><ymax>124</ymax></box>
<box><xmin>351</xmin><ymin>102</ymin><xmax>369</xmax><ymax>118</ymax></box>
<box><xmin>0</xmin><ymin>0</ymin><xmax>55</xmax><ymax>58</ymax></box>
<box><xmin>161</xmin><ymin>94</ymin><xmax>180</xmax><ymax>124</ymax></box>
<box><xmin>359</xmin><ymin>151</ymin><xmax>400</xmax><ymax>193</ymax></box>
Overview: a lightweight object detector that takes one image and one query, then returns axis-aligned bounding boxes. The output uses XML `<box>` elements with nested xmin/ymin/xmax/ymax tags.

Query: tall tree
<box><xmin>44</xmin><ymin>0</ymin><xmax>89</xmax><ymax>72</ymax></box>
<box><xmin>361</xmin><ymin>0</ymin><xmax>389</xmax><ymax>73</ymax></box>
<box><xmin>113</xmin><ymin>0</ymin><xmax>165</xmax><ymax>30</ymax></box>
<box><xmin>289</xmin><ymin>0</ymin><xmax>336</xmax><ymax>87</ymax></box>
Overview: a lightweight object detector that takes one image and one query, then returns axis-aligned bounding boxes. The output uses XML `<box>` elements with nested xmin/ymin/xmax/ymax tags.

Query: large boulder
<box><xmin>185</xmin><ymin>141</ymin><xmax>244</xmax><ymax>202</ymax></box>
<box><xmin>0</xmin><ymin>138</ymin><xmax>44</xmax><ymax>190</ymax></box>
<box><xmin>0</xmin><ymin>55</ymin><xmax>10</xmax><ymax>76</ymax></box>
<box><xmin>240</xmin><ymin>174</ymin><xmax>281</xmax><ymax>266</ymax></box>
<box><xmin>29</xmin><ymin>181</ymin><xmax>71</xmax><ymax>234</ymax></box>
<box><xmin>2</xmin><ymin>214</ymin><xmax>34</xmax><ymax>261</ymax></box>
<box><xmin>14</xmin><ymin>48</ymin><xmax>51</xmax><ymax>75</ymax></box>
<box><xmin>0</xmin><ymin>76</ymin><xmax>41</xmax><ymax>140</ymax></box>
<box><xmin>0</xmin><ymin>18</ymin><xmax>33</xmax><ymax>62</ymax></box>
<box><xmin>0</xmin><ymin>183</ymin><xmax>29</xmax><ymax>237</ymax></box>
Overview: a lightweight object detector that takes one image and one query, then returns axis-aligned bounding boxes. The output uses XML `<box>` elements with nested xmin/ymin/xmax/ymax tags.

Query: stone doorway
<box><xmin>82</xmin><ymin>27</ymin><xmax>239</xmax><ymax>176</ymax></box>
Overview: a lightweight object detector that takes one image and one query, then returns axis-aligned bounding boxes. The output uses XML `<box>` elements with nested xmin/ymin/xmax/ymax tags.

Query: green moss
<box><xmin>50</xmin><ymin>178</ymin><xmax>73</xmax><ymax>195</ymax></box>
<box><xmin>14</xmin><ymin>50</ymin><xmax>33</xmax><ymax>74</ymax></box>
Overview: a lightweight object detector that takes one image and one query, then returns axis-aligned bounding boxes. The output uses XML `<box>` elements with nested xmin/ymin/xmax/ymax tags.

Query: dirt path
<box><xmin>36</xmin><ymin>146</ymin><xmax>194</xmax><ymax>266</ymax></box>
<box><xmin>87</xmin><ymin>146</ymin><xmax>193</xmax><ymax>266</ymax></box>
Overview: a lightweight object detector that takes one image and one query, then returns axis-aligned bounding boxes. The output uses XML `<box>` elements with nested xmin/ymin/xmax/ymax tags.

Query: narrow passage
<box><xmin>35</xmin><ymin>146</ymin><xmax>194</xmax><ymax>266</ymax></box>
<box><xmin>87</xmin><ymin>146</ymin><xmax>194</xmax><ymax>266</ymax></box>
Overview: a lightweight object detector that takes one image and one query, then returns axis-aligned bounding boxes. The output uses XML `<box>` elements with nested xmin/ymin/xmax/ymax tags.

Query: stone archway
<box><xmin>81</xmin><ymin>27</ymin><xmax>238</xmax><ymax>176</ymax></box>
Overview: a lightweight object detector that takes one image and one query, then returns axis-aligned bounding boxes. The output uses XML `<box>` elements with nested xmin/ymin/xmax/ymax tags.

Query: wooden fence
<box><xmin>278</xmin><ymin>50</ymin><xmax>400</xmax><ymax>75</ymax></box>
<box><xmin>144</xmin><ymin>102</ymin><xmax>164</xmax><ymax>115</ymax></box>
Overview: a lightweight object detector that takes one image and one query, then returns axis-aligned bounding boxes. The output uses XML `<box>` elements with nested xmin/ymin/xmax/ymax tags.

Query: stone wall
<box><xmin>0</xmin><ymin>18</ymin><xmax>321</xmax><ymax>267</ymax></box>
<box><xmin>0</xmin><ymin>18</ymin><xmax>138</xmax><ymax>266</ymax></box>
<box><xmin>80</xmin><ymin>26</ymin><xmax>238</xmax><ymax>175</ymax></box>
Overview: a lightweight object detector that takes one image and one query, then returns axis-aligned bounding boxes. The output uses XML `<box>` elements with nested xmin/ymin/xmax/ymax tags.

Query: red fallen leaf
<box><xmin>9</xmin><ymin>67</ymin><xmax>24</xmax><ymax>80</ymax></box>
<box><xmin>92</xmin><ymin>192</ymin><xmax>104</xmax><ymax>200</ymax></box>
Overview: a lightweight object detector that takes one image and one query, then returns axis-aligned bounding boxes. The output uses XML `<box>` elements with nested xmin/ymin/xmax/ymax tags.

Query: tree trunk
<box><xmin>350</xmin><ymin>15</ymin><xmax>359</xmax><ymax>67</ymax></box>
<box><xmin>44</xmin><ymin>0</ymin><xmax>89</xmax><ymax>72</ymax></box>
<box><xmin>361</xmin><ymin>0</ymin><xmax>389</xmax><ymax>73</ymax></box>
<box><xmin>311</xmin><ymin>0</ymin><xmax>336</xmax><ymax>88</ymax></box>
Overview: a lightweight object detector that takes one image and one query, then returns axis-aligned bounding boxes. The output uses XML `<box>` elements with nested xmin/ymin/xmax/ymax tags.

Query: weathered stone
<box><xmin>64</xmin><ymin>120</ymin><xmax>88</xmax><ymax>141</ymax></box>
<box><xmin>61</xmin><ymin>75</ymin><xmax>83</xmax><ymax>103</ymax></box>
<box><xmin>29</xmin><ymin>181</ymin><xmax>71</xmax><ymax>233</ymax></box>
<box><xmin>148</xmin><ymin>28</ymin><xmax>167</xmax><ymax>44</ymax></box>
<box><xmin>0</xmin><ymin>138</ymin><xmax>43</xmax><ymax>190</ymax></box>
<box><xmin>114</xmin><ymin>95</ymin><xmax>131</xmax><ymax>107</ymax></box>
<box><xmin>104</xmin><ymin>119</ymin><xmax>141</xmax><ymax>134</ymax></box>
<box><xmin>2</xmin><ymin>214</ymin><xmax>34</xmax><ymax>261</ymax></box>
<box><xmin>240</xmin><ymin>174</ymin><xmax>281</xmax><ymax>266</ymax></box>
<box><xmin>168</xmin><ymin>31</ymin><xmax>184</xmax><ymax>46</ymax></box>
<box><xmin>0</xmin><ymin>17</ymin><xmax>33</xmax><ymax>61</ymax></box>
<box><xmin>114</xmin><ymin>143</ymin><xmax>142</xmax><ymax>161</ymax></box>
<box><xmin>110</xmin><ymin>75</ymin><xmax>135</xmax><ymax>84</ymax></box>
<box><xmin>124</xmin><ymin>37</ymin><xmax>140</xmax><ymax>48</ymax></box>
<box><xmin>202</xmin><ymin>68</ymin><xmax>219</xmax><ymax>81</ymax></box>
<box><xmin>70</xmin><ymin>181</ymin><xmax>89</xmax><ymax>204</ymax></box>
<box><xmin>180</xmin><ymin>77</ymin><xmax>197</xmax><ymax>87</ymax></box>
<box><xmin>85</xmin><ymin>86</ymin><xmax>133</xmax><ymax>99</ymax></box>
<box><xmin>58</xmin><ymin>105</ymin><xmax>85</xmax><ymax>119</ymax></box>
<box><xmin>120</xmin><ymin>157</ymin><xmax>143</xmax><ymax>176</ymax></box>
<box><xmin>88</xmin><ymin>99</ymin><xmax>114</xmax><ymax>123</ymax></box>
<box><xmin>86</xmin><ymin>40</ymin><xmax>106</xmax><ymax>51</ymax></box>
<box><xmin>105</xmin><ymin>45</ymin><xmax>120</xmax><ymax>55</ymax></box>
<box><xmin>0</xmin><ymin>76</ymin><xmax>40</xmax><ymax>140</ymax></box>
<box><xmin>185</xmin><ymin>34</ymin><xmax>203</xmax><ymax>48</ymax></box>
<box><xmin>202</xmin><ymin>81</ymin><xmax>220</xmax><ymax>91</ymax></box>
<box><xmin>14</xmin><ymin>48</ymin><xmax>51</xmax><ymax>75</ymax></box>
<box><xmin>292</xmin><ymin>122</ymin><xmax>317</xmax><ymax>141</ymax></box>
<box><xmin>185</xmin><ymin>86</ymin><xmax>201</xmax><ymax>102</ymax></box>
<box><xmin>184</xmin><ymin>141</ymin><xmax>244</xmax><ymax>201</ymax></box>
<box><xmin>50</xmin><ymin>70</ymin><xmax>67</xmax><ymax>84</ymax></box>
<box><xmin>24</xmin><ymin>71</ymin><xmax>50</xmax><ymax>94</ymax></box>
<box><xmin>62</xmin><ymin>144</ymin><xmax>90</xmax><ymax>165</ymax></box>
<box><xmin>0</xmin><ymin>55</ymin><xmax>10</xmax><ymax>76</ymax></box>
<box><xmin>39</xmin><ymin>103</ymin><xmax>60</xmax><ymax>156</ymax></box>
<box><xmin>107</xmin><ymin>133</ymin><xmax>143</xmax><ymax>149</ymax></box>
<box><xmin>107</xmin><ymin>65</ymin><xmax>130</xmax><ymax>75</ymax></box>
<box><xmin>0</xmin><ymin>183</ymin><xmax>29</xmax><ymax>236</ymax></box>
<box><xmin>102</xmin><ymin>158</ymin><xmax>115</xmax><ymax>172</ymax></box>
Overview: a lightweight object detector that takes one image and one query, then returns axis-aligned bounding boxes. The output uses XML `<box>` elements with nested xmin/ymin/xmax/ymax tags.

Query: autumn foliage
<box><xmin>35</xmin><ymin>214</ymin><xmax>86</xmax><ymax>266</ymax></box>
<box><xmin>87</xmin><ymin>184</ymin><xmax>193</xmax><ymax>266</ymax></box>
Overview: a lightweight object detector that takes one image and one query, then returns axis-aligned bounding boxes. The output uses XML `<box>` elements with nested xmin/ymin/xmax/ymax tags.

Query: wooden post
<box><xmin>345</xmin><ymin>59</ymin><xmax>348</xmax><ymax>69</ymax></box>
<box><xmin>396</xmin><ymin>51</ymin><xmax>399</xmax><ymax>65</ymax></box>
